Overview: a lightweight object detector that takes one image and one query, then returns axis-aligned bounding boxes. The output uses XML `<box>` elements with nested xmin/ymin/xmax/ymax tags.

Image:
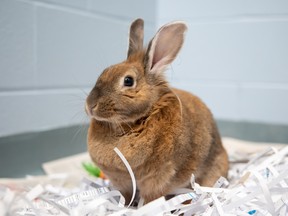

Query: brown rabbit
<box><xmin>86</xmin><ymin>18</ymin><xmax>229</xmax><ymax>204</ymax></box>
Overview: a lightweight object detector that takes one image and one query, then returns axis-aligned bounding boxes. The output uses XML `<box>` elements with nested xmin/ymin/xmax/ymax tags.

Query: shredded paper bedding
<box><xmin>1</xmin><ymin>138</ymin><xmax>288</xmax><ymax>216</ymax></box>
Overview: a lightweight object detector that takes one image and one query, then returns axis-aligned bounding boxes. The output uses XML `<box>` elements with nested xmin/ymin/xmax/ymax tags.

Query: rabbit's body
<box><xmin>86</xmin><ymin>19</ymin><xmax>228</xmax><ymax>203</ymax></box>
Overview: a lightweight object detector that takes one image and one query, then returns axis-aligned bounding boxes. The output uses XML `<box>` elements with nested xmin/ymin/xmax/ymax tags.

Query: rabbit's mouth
<box><xmin>86</xmin><ymin>103</ymin><xmax>128</xmax><ymax>122</ymax></box>
<box><xmin>86</xmin><ymin>104</ymin><xmax>112</xmax><ymax>121</ymax></box>
<box><xmin>92</xmin><ymin>111</ymin><xmax>136</xmax><ymax>123</ymax></box>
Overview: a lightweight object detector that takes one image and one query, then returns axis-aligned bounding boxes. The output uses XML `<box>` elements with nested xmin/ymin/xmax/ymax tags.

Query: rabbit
<box><xmin>86</xmin><ymin>18</ymin><xmax>229</xmax><ymax>204</ymax></box>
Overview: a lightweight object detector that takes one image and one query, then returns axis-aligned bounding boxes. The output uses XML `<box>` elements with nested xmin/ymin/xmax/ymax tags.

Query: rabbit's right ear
<box><xmin>127</xmin><ymin>18</ymin><xmax>144</xmax><ymax>58</ymax></box>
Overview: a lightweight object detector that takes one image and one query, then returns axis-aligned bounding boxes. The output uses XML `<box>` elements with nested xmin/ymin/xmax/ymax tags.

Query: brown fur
<box><xmin>86</xmin><ymin>19</ymin><xmax>229</xmax><ymax>204</ymax></box>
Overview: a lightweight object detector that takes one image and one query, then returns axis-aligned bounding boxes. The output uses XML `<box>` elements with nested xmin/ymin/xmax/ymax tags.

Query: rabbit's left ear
<box><xmin>127</xmin><ymin>18</ymin><xmax>144</xmax><ymax>58</ymax></box>
<box><xmin>145</xmin><ymin>21</ymin><xmax>187</xmax><ymax>75</ymax></box>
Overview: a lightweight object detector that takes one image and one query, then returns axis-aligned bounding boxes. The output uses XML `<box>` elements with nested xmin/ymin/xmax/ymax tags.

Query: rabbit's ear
<box><xmin>145</xmin><ymin>21</ymin><xmax>187</xmax><ymax>75</ymax></box>
<box><xmin>127</xmin><ymin>18</ymin><xmax>144</xmax><ymax>58</ymax></box>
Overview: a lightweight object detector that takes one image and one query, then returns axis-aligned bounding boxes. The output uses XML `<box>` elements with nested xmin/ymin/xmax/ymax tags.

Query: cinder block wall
<box><xmin>159</xmin><ymin>0</ymin><xmax>288</xmax><ymax>124</ymax></box>
<box><xmin>1</xmin><ymin>0</ymin><xmax>288</xmax><ymax>137</ymax></box>
<box><xmin>0</xmin><ymin>0</ymin><xmax>156</xmax><ymax>137</ymax></box>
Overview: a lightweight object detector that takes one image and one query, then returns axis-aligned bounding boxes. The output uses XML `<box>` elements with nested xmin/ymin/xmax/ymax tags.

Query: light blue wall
<box><xmin>0</xmin><ymin>0</ymin><xmax>156</xmax><ymax>136</ymax></box>
<box><xmin>1</xmin><ymin>0</ymin><xmax>288</xmax><ymax>137</ymax></box>
<box><xmin>158</xmin><ymin>0</ymin><xmax>288</xmax><ymax>124</ymax></box>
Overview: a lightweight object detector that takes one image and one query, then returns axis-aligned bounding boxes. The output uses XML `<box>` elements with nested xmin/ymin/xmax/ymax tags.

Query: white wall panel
<box><xmin>88</xmin><ymin>0</ymin><xmax>157</xmax><ymax>23</ymax></box>
<box><xmin>0</xmin><ymin>0</ymin><xmax>35</xmax><ymax>89</ymax></box>
<box><xmin>169</xmin><ymin>21</ymin><xmax>288</xmax><ymax>83</ymax></box>
<box><xmin>239</xmin><ymin>84</ymin><xmax>288</xmax><ymax>124</ymax></box>
<box><xmin>158</xmin><ymin>0</ymin><xmax>288</xmax><ymax>20</ymax></box>
<box><xmin>0</xmin><ymin>89</ymin><xmax>89</xmax><ymax>137</ymax></box>
<box><xmin>36</xmin><ymin>6</ymin><xmax>129</xmax><ymax>88</ymax></box>
<box><xmin>37</xmin><ymin>0</ymin><xmax>88</xmax><ymax>10</ymax></box>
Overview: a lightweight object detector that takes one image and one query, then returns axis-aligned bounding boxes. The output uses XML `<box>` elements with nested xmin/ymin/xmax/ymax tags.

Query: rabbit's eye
<box><xmin>124</xmin><ymin>76</ymin><xmax>134</xmax><ymax>87</ymax></box>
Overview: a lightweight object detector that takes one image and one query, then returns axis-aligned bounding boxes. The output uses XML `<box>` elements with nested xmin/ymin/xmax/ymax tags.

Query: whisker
<box><xmin>115</xmin><ymin>119</ymin><xmax>125</xmax><ymax>135</ymax></box>
<box><xmin>68</xmin><ymin>118</ymin><xmax>89</xmax><ymax>151</ymax></box>
<box><xmin>119</xmin><ymin>116</ymin><xmax>133</xmax><ymax>131</ymax></box>
<box><xmin>78</xmin><ymin>87</ymin><xmax>89</xmax><ymax>97</ymax></box>
<box><xmin>108</xmin><ymin>121</ymin><xmax>114</xmax><ymax>136</ymax></box>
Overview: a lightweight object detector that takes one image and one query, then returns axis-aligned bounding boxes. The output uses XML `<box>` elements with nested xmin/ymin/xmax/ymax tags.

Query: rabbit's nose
<box><xmin>85</xmin><ymin>103</ymin><xmax>91</xmax><ymax>116</ymax></box>
<box><xmin>85</xmin><ymin>103</ymin><xmax>97</xmax><ymax>117</ymax></box>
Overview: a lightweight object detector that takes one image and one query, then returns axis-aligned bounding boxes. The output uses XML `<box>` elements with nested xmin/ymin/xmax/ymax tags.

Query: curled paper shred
<box><xmin>114</xmin><ymin>147</ymin><xmax>136</xmax><ymax>208</ymax></box>
<box><xmin>1</xmin><ymin>145</ymin><xmax>288</xmax><ymax>215</ymax></box>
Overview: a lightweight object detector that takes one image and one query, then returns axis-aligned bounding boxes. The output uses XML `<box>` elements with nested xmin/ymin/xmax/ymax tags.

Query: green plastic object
<box><xmin>82</xmin><ymin>162</ymin><xmax>102</xmax><ymax>177</ymax></box>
